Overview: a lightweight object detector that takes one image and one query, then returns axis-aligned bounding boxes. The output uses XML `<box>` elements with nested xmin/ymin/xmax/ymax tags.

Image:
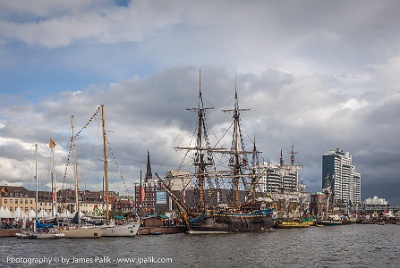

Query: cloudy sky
<box><xmin>1</xmin><ymin>0</ymin><xmax>399</xmax><ymax>205</ymax></box>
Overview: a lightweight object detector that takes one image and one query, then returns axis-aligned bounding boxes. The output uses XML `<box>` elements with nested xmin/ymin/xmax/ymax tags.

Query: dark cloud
<box><xmin>0</xmin><ymin>1</ymin><xmax>399</xmax><ymax>205</ymax></box>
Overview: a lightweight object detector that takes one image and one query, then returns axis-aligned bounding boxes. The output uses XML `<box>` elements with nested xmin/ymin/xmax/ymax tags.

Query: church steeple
<box><xmin>145</xmin><ymin>150</ymin><xmax>153</xmax><ymax>182</ymax></box>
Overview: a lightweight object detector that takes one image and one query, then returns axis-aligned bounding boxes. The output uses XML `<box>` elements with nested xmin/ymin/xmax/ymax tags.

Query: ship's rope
<box><xmin>61</xmin><ymin>106</ymin><xmax>102</xmax><ymax>190</ymax></box>
<box><xmin>107</xmin><ymin>140</ymin><xmax>129</xmax><ymax>196</ymax></box>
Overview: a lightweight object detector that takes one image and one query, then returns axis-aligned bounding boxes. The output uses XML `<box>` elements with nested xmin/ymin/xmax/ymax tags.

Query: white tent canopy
<box><xmin>37</xmin><ymin>208</ymin><xmax>49</xmax><ymax>218</ymax></box>
<box><xmin>0</xmin><ymin>207</ymin><xmax>13</xmax><ymax>218</ymax></box>
<box><xmin>57</xmin><ymin>209</ymin><xmax>74</xmax><ymax>218</ymax></box>
<box><xmin>27</xmin><ymin>209</ymin><xmax>36</xmax><ymax>220</ymax></box>
<box><xmin>12</xmin><ymin>207</ymin><xmax>26</xmax><ymax>220</ymax></box>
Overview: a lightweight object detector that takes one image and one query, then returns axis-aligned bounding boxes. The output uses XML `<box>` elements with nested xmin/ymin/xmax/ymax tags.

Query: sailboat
<box><xmin>158</xmin><ymin>72</ymin><xmax>274</xmax><ymax>234</ymax></box>
<box><xmin>97</xmin><ymin>105</ymin><xmax>140</xmax><ymax>237</ymax></box>
<box><xmin>61</xmin><ymin>115</ymin><xmax>105</xmax><ymax>238</ymax></box>
<box><xmin>16</xmin><ymin>144</ymin><xmax>65</xmax><ymax>239</ymax></box>
<box><xmin>318</xmin><ymin>173</ymin><xmax>342</xmax><ymax>226</ymax></box>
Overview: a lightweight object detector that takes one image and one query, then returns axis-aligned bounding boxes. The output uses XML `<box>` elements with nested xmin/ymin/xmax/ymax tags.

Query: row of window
<box><xmin>7</xmin><ymin>207</ymin><xmax>33</xmax><ymax>212</ymax></box>
<box><xmin>7</xmin><ymin>193</ymin><xmax>29</xmax><ymax>198</ymax></box>
<box><xmin>2</xmin><ymin>199</ymin><xmax>33</xmax><ymax>205</ymax></box>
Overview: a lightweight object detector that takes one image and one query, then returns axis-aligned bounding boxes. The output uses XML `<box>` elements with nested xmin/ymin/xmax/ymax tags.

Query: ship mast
<box><xmin>34</xmin><ymin>144</ymin><xmax>38</xmax><ymax>229</ymax></box>
<box><xmin>175</xmin><ymin>70</ymin><xmax>214</xmax><ymax>210</ymax></box>
<box><xmin>101</xmin><ymin>104</ymin><xmax>110</xmax><ymax>224</ymax></box>
<box><xmin>222</xmin><ymin>81</ymin><xmax>250</xmax><ymax>208</ymax></box>
<box><xmin>71</xmin><ymin>115</ymin><xmax>79</xmax><ymax>221</ymax></box>
<box><xmin>50</xmin><ymin>139</ymin><xmax>57</xmax><ymax>217</ymax></box>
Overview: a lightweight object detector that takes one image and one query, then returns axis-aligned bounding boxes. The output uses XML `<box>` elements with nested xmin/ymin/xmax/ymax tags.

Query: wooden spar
<box><xmin>101</xmin><ymin>104</ymin><xmax>110</xmax><ymax>224</ymax></box>
<box><xmin>50</xmin><ymin>139</ymin><xmax>57</xmax><ymax>217</ymax></box>
<box><xmin>197</xmin><ymin>70</ymin><xmax>205</xmax><ymax>209</ymax></box>
<box><xmin>71</xmin><ymin>115</ymin><xmax>79</xmax><ymax>221</ymax></box>
<box><xmin>155</xmin><ymin>173</ymin><xmax>189</xmax><ymax>213</ymax></box>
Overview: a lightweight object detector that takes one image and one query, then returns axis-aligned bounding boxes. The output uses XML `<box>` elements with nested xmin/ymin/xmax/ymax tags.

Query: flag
<box><xmin>140</xmin><ymin>186</ymin><xmax>145</xmax><ymax>203</ymax></box>
<box><xmin>49</xmin><ymin>139</ymin><xmax>56</xmax><ymax>148</ymax></box>
<box><xmin>0</xmin><ymin>187</ymin><xmax>8</xmax><ymax>196</ymax></box>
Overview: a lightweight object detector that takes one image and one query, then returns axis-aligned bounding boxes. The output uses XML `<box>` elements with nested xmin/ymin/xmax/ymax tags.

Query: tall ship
<box><xmin>157</xmin><ymin>71</ymin><xmax>274</xmax><ymax>234</ymax></box>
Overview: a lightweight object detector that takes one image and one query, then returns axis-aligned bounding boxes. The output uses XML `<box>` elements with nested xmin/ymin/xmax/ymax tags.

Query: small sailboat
<box><xmin>33</xmin><ymin>220</ymin><xmax>65</xmax><ymax>239</ymax></box>
<box><xmin>96</xmin><ymin>105</ymin><xmax>140</xmax><ymax>237</ymax></box>
<box><xmin>16</xmin><ymin>144</ymin><xmax>64</xmax><ymax>239</ymax></box>
<box><xmin>61</xmin><ymin>115</ymin><xmax>104</xmax><ymax>238</ymax></box>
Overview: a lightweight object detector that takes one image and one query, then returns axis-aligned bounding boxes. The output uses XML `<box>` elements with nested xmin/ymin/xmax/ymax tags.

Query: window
<box><xmin>10</xmin><ymin>199</ymin><xmax>13</xmax><ymax>204</ymax></box>
<box><xmin>9</xmin><ymin>207</ymin><xmax>13</xmax><ymax>212</ymax></box>
<box><xmin>20</xmin><ymin>199</ymin><xmax>23</xmax><ymax>204</ymax></box>
<box><xmin>3</xmin><ymin>199</ymin><xmax>7</xmax><ymax>204</ymax></box>
<box><xmin>25</xmin><ymin>200</ymin><xmax>28</xmax><ymax>204</ymax></box>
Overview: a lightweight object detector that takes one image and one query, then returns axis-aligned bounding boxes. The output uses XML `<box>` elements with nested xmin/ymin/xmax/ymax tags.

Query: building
<box><xmin>322</xmin><ymin>148</ymin><xmax>361</xmax><ymax>206</ymax></box>
<box><xmin>259</xmin><ymin>147</ymin><xmax>302</xmax><ymax>194</ymax></box>
<box><xmin>134</xmin><ymin>151</ymin><xmax>169</xmax><ymax>215</ymax></box>
<box><xmin>0</xmin><ymin>186</ymin><xmax>35</xmax><ymax>213</ymax></box>
<box><xmin>0</xmin><ymin>185</ymin><xmax>117</xmax><ymax>217</ymax></box>
<box><xmin>363</xmin><ymin>196</ymin><xmax>390</xmax><ymax>214</ymax></box>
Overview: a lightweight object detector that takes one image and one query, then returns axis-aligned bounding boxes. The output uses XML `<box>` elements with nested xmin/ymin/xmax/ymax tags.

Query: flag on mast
<box><xmin>49</xmin><ymin>139</ymin><xmax>57</xmax><ymax>148</ymax></box>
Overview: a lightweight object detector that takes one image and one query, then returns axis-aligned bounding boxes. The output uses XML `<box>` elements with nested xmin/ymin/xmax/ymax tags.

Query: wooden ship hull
<box><xmin>138</xmin><ymin>226</ymin><xmax>187</xmax><ymax>235</ymax></box>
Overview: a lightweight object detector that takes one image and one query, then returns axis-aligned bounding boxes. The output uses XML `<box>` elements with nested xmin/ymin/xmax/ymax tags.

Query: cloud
<box><xmin>0</xmin><ymin>1</ymin><xmax>400</xmax><ymax>205</ymax></box>
<box><xmin>0</xmin><ymin>0</ymin><xmax>182</xmax><ymax>48</ymax></box>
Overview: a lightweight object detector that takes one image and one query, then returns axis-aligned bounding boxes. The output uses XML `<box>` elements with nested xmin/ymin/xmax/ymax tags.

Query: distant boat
<box><xmin>102</xmin><ymin>219</ymin><xmax>140</xmax><ymax>237</ymax></box>
<box><xmin>320</xmin><ymin>215</ymin><xmax>342</xmax><ymax>226</ymax></box>
<box><xmin>276</xmin><ymin>220</ymin><xmax>311</xmax><ymax>229</ymax></box>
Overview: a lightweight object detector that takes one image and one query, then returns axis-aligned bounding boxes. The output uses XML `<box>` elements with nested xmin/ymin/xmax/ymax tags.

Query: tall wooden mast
<box><xmin>49</xmin><ymin>139</ymin><xmax>57</xmax><ymax>217</ymax></box>
<box><xmin>222</xmin><ymin>81</ymin><xmax>249</xmax><ymax>208</ymax></box>
<box><xmin>71</xmin><ymin>115</ymin><xmax>79</xmax><ymax>219</ymax></box>
<box><xmin>175</xmin><ymin>70</ymin><xmax>214</xmax><ymax>210</ymax></box>
<box><xmin>101</xmin><ymin>104</ymin><xmax>110</xmax><ymax>224</ymax></box>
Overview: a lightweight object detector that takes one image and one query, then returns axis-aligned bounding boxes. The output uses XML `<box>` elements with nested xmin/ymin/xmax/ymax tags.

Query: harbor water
<box><xmin>1</xmin><ymin>224</ymin><xmax>399</xmax><ymax>267</ymax></box>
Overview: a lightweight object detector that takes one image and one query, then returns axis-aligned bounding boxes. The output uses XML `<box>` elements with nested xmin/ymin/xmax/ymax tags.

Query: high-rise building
<box><xmin>322</xmin><ymin>148</ymin><xmax>361</xmax><ymax>206</ymax></box>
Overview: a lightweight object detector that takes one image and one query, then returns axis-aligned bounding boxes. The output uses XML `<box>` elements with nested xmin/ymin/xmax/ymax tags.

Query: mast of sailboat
<box><xmin>50</xmin><ymin>139</ymin><xmax>57</xmax><ymax>217</ymax></box>
<box><xmin>101</xmin><ymin>104</ymin><xmax>110</xmax><ymax>224</ymax></box>
<box><xmin>34</xmin><ymin>144</ymin><xmax>38</xmax><ymax>231</ymax></box>
<box><xmin>71</xmin><ymin>115</ymin><xmax>80</xmax><ymax>222</ymax></box>
<box><xmin>251</xmin><ymin>138</ymin><xmax>257</xmax><ymax>202</ymax></box>
<box><xmin>196</xmin><ymin>71</ymin><xmax>206</xmax><ymax>209</ymax></box>
<box><xmin>175</xmin><ymin>70</ymin><xmax>214</xmax><ymax>210</ymax></box>
<box><xmin>222</xmin><ymin>80</ymin><xmax>249</xmax><ymax>208</ymax></box>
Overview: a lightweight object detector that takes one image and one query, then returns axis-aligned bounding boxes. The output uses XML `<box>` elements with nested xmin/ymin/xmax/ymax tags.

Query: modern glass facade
<box><xmin>322</xmin><ymin>148</ymin><xmax>361</xmax><ymax>205</ymax></box>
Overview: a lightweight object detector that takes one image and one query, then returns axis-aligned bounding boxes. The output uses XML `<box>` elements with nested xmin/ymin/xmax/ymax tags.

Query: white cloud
<box><xmin>1</xmin><ymin>1</ymin><xmax>400</xmax><ymax>204</ymax></box>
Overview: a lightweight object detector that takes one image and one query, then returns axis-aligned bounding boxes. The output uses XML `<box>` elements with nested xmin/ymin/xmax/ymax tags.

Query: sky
<box><xmin>0</xmin><ymin>0</ymin><xmax>399</xmax><ymax>205</ymax></box>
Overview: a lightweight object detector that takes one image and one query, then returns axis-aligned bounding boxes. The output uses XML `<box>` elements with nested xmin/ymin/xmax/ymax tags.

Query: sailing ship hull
<box><xmin>187</xmin><ymin>214</ymin><xmax>274</xmax><ymax>234</ymax></box>
<box><xmin>102</xmin><ymin>223</ymin><xmax>140</xmax><ymax>237</ymax></box>
<box><xmin>16</xmin><ymin>232</ymin><xmax>37</xmax><ymax>239</ymax></box>
<box><xmin>35</xmin><ymin>233</ymin><xmax>65</xmax><ymax>239</ymax></box>
<box><xmin>61</xmin><ymin>226</ymin><xmax>104</xmax><ymax>238</ymax></box>
<box><xmin>138</xmin><ymin>226</ymin><xmax>187</xmax><ymax>235</ymax></box>
<box><xmin>319</xmin><ymin>220</ymin><xmax>342</xmax><ymax>226</ymax></box>
<box><xmin>276</xmin><ymin>221</ymin><xmax>311</xmax><ymax>229</ymax></box>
